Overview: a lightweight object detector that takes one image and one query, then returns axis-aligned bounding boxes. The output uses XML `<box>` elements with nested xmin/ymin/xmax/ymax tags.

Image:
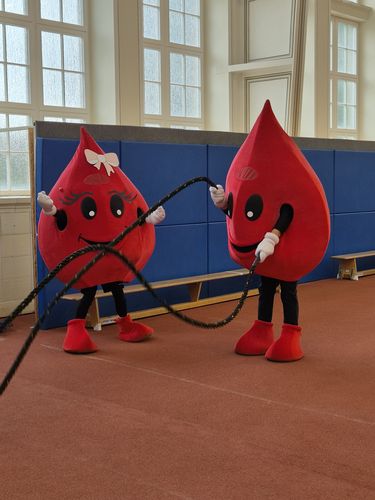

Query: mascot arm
<box><xmin>209</xmin><ymin>184</ymin><xmax>227</xmax><ymax>210</ymax></box>
<box><xmin>37</xmin><ymin>191</ymin><xmax>57</xmax><ymax>216</ymax></box>
<box><xmin>146</xmin><ymin>206</ymin><xmax>166</xmax><ymax>225</ymax></box>
<box><xmin>256</xmin><ymin>204</ymin><xmax>293</xmax><ymax>263</ymax></box>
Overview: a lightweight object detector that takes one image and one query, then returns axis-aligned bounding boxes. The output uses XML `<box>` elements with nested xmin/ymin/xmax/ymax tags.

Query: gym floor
<box><xmin>1</xmin><ymin>276</ymin><xmax>374</xmax><ymax>499</ymax></box>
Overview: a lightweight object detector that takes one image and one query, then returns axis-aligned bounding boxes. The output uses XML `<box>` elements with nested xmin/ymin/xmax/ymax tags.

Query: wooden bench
<box><xmin>331</xmin><ymin>250</ymin><xmax>375</xmax><ymax>280</ymax></box>
<box><xmin>62</xmin><ymin>269</ymin><xmax>258</xmax><ymax>330</ymax></box>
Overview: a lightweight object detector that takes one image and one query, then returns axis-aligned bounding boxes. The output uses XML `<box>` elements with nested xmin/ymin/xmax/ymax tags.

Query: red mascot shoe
<box><xmin>116</xmin><ymin>315</ymin><xmax>153</xmax><ymax>342</ymax></box>
<box><xmin>63</xmin><ymin>319</ymin><xmax>98</xmax><ymax>354</ymax></box>
<box><xmin>265</xmin><ymin>323</ymin><xmax>304</xmax><ymax>362</ymax></box>
<box><xmin>235</xmin><ymin>319</ymin><xmax>274</xmax><ymax>355</ymax></box>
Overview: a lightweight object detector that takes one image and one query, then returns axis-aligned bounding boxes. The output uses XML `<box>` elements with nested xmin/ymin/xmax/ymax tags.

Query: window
<box><xmin>0</xmin><ymin>113</ymin><xmax>32</xmax><ymax>195</ymax></box>
<box><xmin>329</xmin><ymin>18</ymin><xmax>358</xmax><ymax>138</ymax></box>
<box><xmin>0</xmin><ymin>0</ymin><xmax>88</xmax><ymax>196</ymax></box>
<box><xmin>141</xmin><ymin>0</ymin><xmax>203</xmax><ymax>128</ymax></box>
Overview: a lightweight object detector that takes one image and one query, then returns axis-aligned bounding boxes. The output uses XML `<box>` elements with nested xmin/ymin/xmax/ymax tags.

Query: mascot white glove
<box><xmin>37</xmin><ymin>191</ymin><xmax>57</xmax><ymax>216</ymax></box>
<box><xmin>209</xmin><ymin>185</ymin><xmax>227</xmax><ymax>209</ymax></box>
<box><xmin>146</xmin><ymin>206</ymin><xmax>166</xmax><ymax>225</ymax></box>
<box><xmin>255</xmin><ymin>232</ymin><xmax>280</xmax><ymax>263</ymax></box>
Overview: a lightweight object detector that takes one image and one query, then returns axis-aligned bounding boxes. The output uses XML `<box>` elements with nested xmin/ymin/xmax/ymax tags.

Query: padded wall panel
<box><xmin>208</xmin><ymin>222</ymin><xmax>241</xmax><ymax>273</ymax></box>
<box><xmin>302</xmin><ymin>149</ymin><xmax>334</xmax><ymax>213</ymax></box>
<box><xmin>207</xmin><ymin>145</ymin><xmax>239</xmax><ymax>222</ymax></box>
<box><xmin>121</xmin><ymin>142</ymin><xmax>207</xmax><ymax>225</ymax></box>
<box><xmin>140</xmin><ymin>224</ymin><xmax>208</xmax><ymax>282</ymax></box>
<box><xmin>300</xmin><ymin>216</ymin><xmax>335</xmax><ymax>283</ymax></box>
<box><xmin>334</xmin><ymin>212</ymin><xmax>375</xmax><ymax>254</ymax></box>
<box><xmin>335</xmin><ymin>151</ymin><xmax>375</xmax><ymax>213</ymax></box>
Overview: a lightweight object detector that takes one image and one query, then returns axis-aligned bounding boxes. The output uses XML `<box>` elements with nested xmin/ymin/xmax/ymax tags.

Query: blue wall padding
<box><xmin>302</xmin><ymin>150</ymin><xmax>335</xmax><ymax>213</ymax></box>
<box><xmin>121</xmin><ymin>142</ymin><xmax>207</xmax><ymax>225</ymax></box>
<box><xmin>207</xmin><ymin>145</ymin><xmax>239</xmax><ymax>222</ymax></box>
<box><xmin>35</xmin><ymin>135</ymin><xmax>375</xmax><ymax>329</ymax></box>
<box><xmin>335</xmin><ymin>151</ymin><xmax>375</xmax><ymax>213</ymax></box>
<box><xmin>140</xmin><ymin>224</ymin><xmax>208</xmax><ymax>282</ymax></box>
<box><xmin>334</xmin><ymin>212</ymin><xmax>375</xmax><ymax>254</ymax></box>
<box><xmin>208</xmin><ymin>222</ymin><xmax>241</xmax><ymax>273</ymax></box>
<box><xmin>300</xmin><ymin>216</ymin><xmax>336</xmax><ymax>283</ymax></box>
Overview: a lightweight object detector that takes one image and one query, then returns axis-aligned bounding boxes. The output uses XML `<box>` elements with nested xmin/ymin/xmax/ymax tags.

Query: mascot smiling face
<box><xmin>225</xmin><ymin>101</ymin><xmax>330</xmax><ymax>281</ymax></box>
<box><xmin>38</xmin><ymin>128</ymin><xmax>155</xmax><ymax>289</ymax></box>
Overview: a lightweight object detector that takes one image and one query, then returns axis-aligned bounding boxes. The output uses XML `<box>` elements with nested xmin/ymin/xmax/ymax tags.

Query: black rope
<box><xmin>0</xmin><ymin>176</ymin><xmax>258</xmax><ymax>395</ymax></box>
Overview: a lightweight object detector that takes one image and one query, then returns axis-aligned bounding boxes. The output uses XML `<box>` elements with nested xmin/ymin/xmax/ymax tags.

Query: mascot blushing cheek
<box><xmin>225</xmin><ymin>100</ymin><xmax>330</xmax><ymax>282</ymax></box>
<box><xmin>38</xmin><ymin>128</ymin><xmax>155</xmax><ymax>289</ymax></box>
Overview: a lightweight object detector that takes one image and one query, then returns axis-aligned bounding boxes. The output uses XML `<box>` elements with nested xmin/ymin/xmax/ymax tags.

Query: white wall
<box><xmin>0</xmin><ymin>201</ymin><xmax>34</xmax><ymax>317</ymax></box>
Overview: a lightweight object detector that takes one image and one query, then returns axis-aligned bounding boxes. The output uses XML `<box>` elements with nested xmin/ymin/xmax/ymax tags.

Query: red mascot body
<box><xmin>210</xmin><ymin>101</ymin><xmax>330</xmax><ymax>361</ymax></box>
<box><xmin>38</xmin><ymin>128</ymin><xmax>165</xmax><ymax>353</ymax></box>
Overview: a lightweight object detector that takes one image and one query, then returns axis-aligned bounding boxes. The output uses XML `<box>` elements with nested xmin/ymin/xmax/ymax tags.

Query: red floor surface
<box><xmin>1</xmin><ymin>277</ymin><xmax>375</xmax><ymax>499</ymax></box>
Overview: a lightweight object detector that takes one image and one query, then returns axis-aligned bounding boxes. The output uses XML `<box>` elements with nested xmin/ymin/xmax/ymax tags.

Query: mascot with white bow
<box><xmin>38</xmin><ymin>128</ymin><xmax>165</xmax><ymax>353</ymax></box>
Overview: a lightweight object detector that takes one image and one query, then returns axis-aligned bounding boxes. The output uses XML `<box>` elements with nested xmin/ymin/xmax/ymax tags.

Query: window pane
<box><xmin>144</xmin><ymin>81</ymin><xmax>161</xmax><ymax>114</ymax></box>
<box><xmin>144</xmin><ymin>0</ymin><xmax>160</xmax><ymax>5</ymax></box>
<box><xmin>170</xmin><ymin>84</ymin><xmax>185</xmax><ymax>116</ymax></box>
<box><xmin>0</xmin><ymin>131</ymin><xmax>7</xmax><ymax>151</ymax></box>
<box><xmin>143</xmin><ymin>5</ymin><xmax>160</xmax><ymax>40</ymax></box>
<box><xmin>43</xmin><ymin>69</ymin><xmax>63</xmax><ymax>105</ymax></box>
<box><xmin>7</xmin><ymin>64</ymin><xmax>29</xmax><ymax>102</ymax></box>
<box><xmin>9</xmin><ymin>128</ymin><xmax>28</xmax><ymax>151</ymax></box>
<box><xmin>337</xmin><ymin>104</ymin><xmax>346</xmax><ymax>128</ymax></box>
<box><xmin>6</xmin><ymin>25</ymin><xmax>28</xmax><ymax>64</ymax></box>
<box><xmin>338</xmin><ymin>48</ymin><xmax>346</xmax><ymax>73</ymax></box>
<box><xmin>63</xmin><ymin>35</ymin><xmax>83</xmax><ymax>71</ymax></box>
<box><xmin>64</xmin><ymin>72</ymin><xmax>85</xmax><ymax>107</ymax></box>
<box><xmin>347</xmin><ymin>106</ymin><xmax>356</xmax><ymax>129</ymax></box>
<box><xmin>347</xmin><ymin>81</ymin><xmax>356</xmax><ymax>105</ymax></box>
<box><xmin>347</xmin><ymin>25</ymin><xmax>356</xmax><ymax>50</ymax></box>
<box><xmin>4</xmin><ymin>0</ymin><xmax>26</xmax><ymax>15</ymax></box>
<box><xmin>0</xmin><ymin>113</ymin><xmax>6</xmax><ymax>128</ymax></box>
<box><xmin>10</xmin><ymin>152</ymin><xmax>29</xmax><ymax>190</ymax></box>
<box><xmin>338</xmin><ymin>80</ymin><xmax>345</xmax><ymax>103</ymax></box>
<box><xmin>9</xmin><ymin>114</ymin><xmax>31</xmax><ymax>127</ymax></box>
<box><xmin>170</xmin><ymin>11</ymin><xmax>184</xmax><ymax>44</ymax></box>
<box><xmin>63</xmin><ymin>0</ymin><xmax>83</xmax><ymax>25</ymax></box>
<box><xmin>338</xmin><ymin>22</ymin><xmax>346</xmax><ymax>47</ymax></box>
<box><xmin>185</xmin><ymin>14</ymin><xmax>200</xmax><ymax>47</ymax></box>
<box><xmin>0</xmin><ymin>153</ymin><xmax>8</xmax><ymax>190</ymax></box>
<box><xmin>186</xmin><ymin>87</ymin><xmax>200</xmax><ymax>117</ymax></box>
<box><xmin>347</xmin><ymin>50</ymin><xmax>356</xmax><ymax>75</ymax></box>
<box><xmin>0</xmin><ymin>63</ymin><xmax>5</xmax><ymax>100</ymax></box>
<box><xmin>144</xmin><ymin>48</ymin><xmax>160</xmax><ymax>82</ymax></box>
<box><xmin>185</xmin><ymin>0</ymin><xmax>199</xmax><ymax>15</ymax></box>
<box><xmin>170</xmin><ymin>53</ymin><xmax>184</xmax><ymax>84</ymax></box>
<box><xmin>41</xmin><ymin>0</ymin><xmax>61</xmax><ymax>22</ymax></box>
<box><xmin>170</xmin><ymin>0</ymin><xmax>183</xmax><ymax>12</ymax></box>
<box><xmin>186</xmin><ymin>55</ymin><xmax>200</xmax><ymax>86</ymax></box>
<box><xmin>42</xmin><ymin>32</ymin><xmax>62</xmax><ymax>69</ymax></box>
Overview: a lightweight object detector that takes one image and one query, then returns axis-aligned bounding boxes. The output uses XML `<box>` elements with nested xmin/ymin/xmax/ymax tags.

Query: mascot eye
<box><xmin>245</xmin><ymin>194</ymin><xmax>263</xmax><ymax>221</ymax></box>
<box><xmin>224</xmin><ymin>192</ymin><xmax>233</xmax><ymax>219</ymax></box>
<box><xmin>81</xmin><ymin>197</ymin><xmax>97</xmax><ymax>219</ymax></box>
<box><xmin>110</xmin><ymin>194</ymin><xmax>124</xmax><ymax>218</ymax></box>
<box><xmin>56</xmin><ymin>209</ymin><xmax>67</xmax><ymax>231</ymax></box>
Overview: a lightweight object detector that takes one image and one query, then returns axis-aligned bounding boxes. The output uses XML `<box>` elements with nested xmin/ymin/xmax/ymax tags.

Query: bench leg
<box><xmin>337</xmin><ymin>258</ymin><xmax>358</xmax><ymax>280</ymax></box>
<box><xmin>86</xmin><ymin>299</ymin><xmax>102</xmax><ymax>331</ymax></box>
<box><xmin>188</xmin><ymin>282</ymin><xmax>203</xmax><ymax>302</ymax></box>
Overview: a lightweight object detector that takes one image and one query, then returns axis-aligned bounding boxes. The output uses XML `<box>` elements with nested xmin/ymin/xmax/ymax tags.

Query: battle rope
<box><xmin>0</xmin><ymin>176</ymin><xmax>259</xmax><ymax>395</ymax></box>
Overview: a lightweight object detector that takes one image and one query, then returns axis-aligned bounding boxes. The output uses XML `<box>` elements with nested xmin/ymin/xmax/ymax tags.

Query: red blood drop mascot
<box><xmin>210</xmin><ymin>101</ymin><xmax>330</xmax><ymax>362</ymax></box>
<box><xmin>38</xmin><ymin>128</ymin><xmax>165</xmax><ymax>353</ymax></box>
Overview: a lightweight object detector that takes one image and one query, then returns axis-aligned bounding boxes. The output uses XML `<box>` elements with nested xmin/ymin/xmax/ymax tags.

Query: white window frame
<box><xmin>329</xmin><ymin>16</ymin><xmax>358</xmax><ymax>139</ymax></box>
<box><xmin>0</xmin><ymin>0</ymin><xmax>89</xmax><ymax>197</ymax></box>
<box><xmin>139</xmin><ymin>0</ymin><xmax>204</xmax><ymax>129</ymax></box>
